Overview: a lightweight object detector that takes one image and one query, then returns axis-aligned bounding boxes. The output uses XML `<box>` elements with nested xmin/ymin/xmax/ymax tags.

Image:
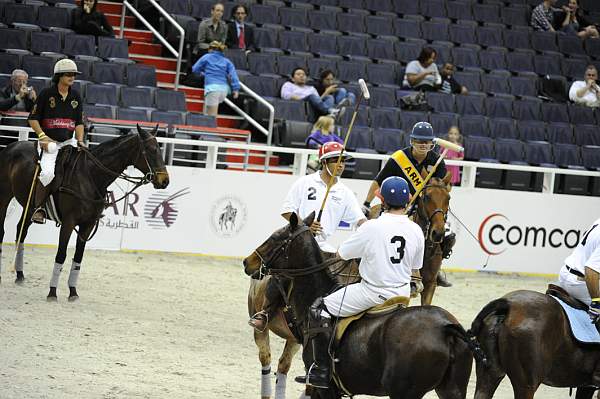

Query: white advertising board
<box><xmin>3</xmin><ymin>167</ymin><xmax>598</xmax><ymax>275</ymax></box>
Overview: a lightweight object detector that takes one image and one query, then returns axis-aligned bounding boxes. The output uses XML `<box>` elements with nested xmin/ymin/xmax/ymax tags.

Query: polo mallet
<box><xmin>11</xmin><ymin>162</ymin><xmax>40</xmax><ymax>272</ymax></box>
<box><xmin>406</xmin><ymin>137</ymin><xmax>464</xmax><ymax>209</ymax></box>
<box><xmin>316</xmin><ymin>79</ymin><xmax>371</xmax><ymax>222</ymax></box>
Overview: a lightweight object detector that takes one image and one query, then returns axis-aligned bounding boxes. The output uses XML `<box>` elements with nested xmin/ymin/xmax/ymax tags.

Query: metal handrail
<box><xmin>120</xmin><ymin>0</ymin><xmax>184</xmax><ymax>90</ymax></box>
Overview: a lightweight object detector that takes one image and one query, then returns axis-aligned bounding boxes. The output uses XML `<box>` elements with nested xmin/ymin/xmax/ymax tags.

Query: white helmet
<box><xmin>53</xmin><ymin>59</ymin><xmax>80</xmax><ymax>75</ymax></box>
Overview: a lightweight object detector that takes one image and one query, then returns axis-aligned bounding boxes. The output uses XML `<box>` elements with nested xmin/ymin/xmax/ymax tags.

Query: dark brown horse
<box><xmin>244</xmin><ymin>212</ymin><xmax>484</xmax><ymax>399</ymax></box>
<box><xmin>370</xmin><ymin>171</ymin><xmax>452</xmax><ymax>305</ymax></box>
<box><xmin>469</xmin><ymin>290</ymin><xmax>600</xmax><ymax>399</ymax></box>
<box><xmin>0</xmin><ymin>125</ymin><xmax>169</xmax><ymax>300</ymax></box>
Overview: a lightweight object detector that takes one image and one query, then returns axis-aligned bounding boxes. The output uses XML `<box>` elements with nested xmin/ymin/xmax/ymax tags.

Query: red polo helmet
<box><xmin>318</xmin><ymin>142</ymin><xmax>351</xmax><ymax>162</ymax></box>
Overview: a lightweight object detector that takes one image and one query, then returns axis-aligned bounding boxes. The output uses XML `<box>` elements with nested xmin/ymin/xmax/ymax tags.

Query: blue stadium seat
<box><xmin>186</xmin><ymin>112</ymin><xmax>217</xmax><ymax>128</ymax></box>
<box><xmin>393</xmin><ymin>0</ymin><xmax>420</xmax><ymax>16</ymax></box>
<box><xmin>531</xmin><ymin>31</ymin><xmax>558</xmax><ymax>53</ymax></box>
<box><xmin>367</xmin><ymin>36</ymin><xmax>397</xmax><ymax>61</ymax></box>
<box><xmin>454</xmin><ymin>69</ymin><xmax>482</xmax><ymax>92</ymax></box>
<box><xmin>86</xmin><ymin>84</ymin><xmax>118</xmax><ymax>106</ymax></box>
<box><xmin>30</xmin><ymin>31</ymin><xmax>62</xmax><ymax>54</ymax></box>
<box><xmin>339</xmin><ymin>0</ymin><xmax>364</xmax><ymax>9</ymax></box>
<box><xmin>582</xmin><ymin>145</ymin><xmax>600</xmax><ymax>170</ymax></box>
<box><xmin>365</xmin><ymin>14</ymin><xmax>394</xmax><ymax>36</ymax></box>
<box><xmin>279</xmin><ymin>120</ymin><xmax>311</xmax><ymax>148</ymax></box>
<box><xmin>28</xmin><ymin>77</ymin><xmax>49</xmax><ymax>94</ymax></box>
<box><xmin>339</xmin><ymin>104</ymin><xmax>369</xmax><ymax>127</ymax></box>
<box><xmin>562</xmin><ymin>58</ymin><xmax>586</xmax><ymax>80</ymax></box>
<box><xmin>84</xmin><ymin>104</ymin><xmax>113</xmax><ymax>119</ymax></box>
<box><xmin>223</xmin><ymin>49</ymin><xmax>247</xmax><ymax>71</ymax></box>
<box><xmin>368</xmin><ymin>86</ymin><xmax>396</xmax><ymax>108</ymax></box>
<box><xmin>365</xmin><ymin>0</ymin><xmax>393</xmax><ymax>12</ymax></box>
<box><xmin>366</xmin><ymin>61</ymin><xmax>398</xmax><ymax>86</ymax></box>
<box><xmin>430</xmin><ymin>112</ymin><xmax>459</xmax><ymax>136</ymax></box>
<box><xmin>574</xmin><ymin>124</ymin><xmax>600</xmax><ymax>146</ymax></box>
<box><xmin>464</xmin><ymin>135</ymin><xmax>494</xmax><ymax>160</ymax></box>
<box><xmin>248</xmin><ymin>52</ymin><xmax>277</xmax><ymax>75</ymax></box>
<box><xmin>0</xmin><ymin>28</ymin><xmax>27</xmax><ymax>50</ymax></box>
<box><xmin>534</xmin><ymin>51</ymin><xmax>563</xmax><ymax>76</ymax></box>
<box><xmin>337</xmin><ymin>34</ymin><xmax>367</xmax><ymax>57</ymax></box>
<box><xmin>120</xmin><ymin>86</ymin><xmax>154</xmax><ymax>108</ymax></box>
<box><xmin>273</xmin><ymin>98</ymin><xmax>307</xmax><ymax>121</ymax></box>
<box><xmin>518</xmin><ymin>120</ymin><xmax>546</xmax><ymax>141</ymax></box>
<box><xmin>241</xmin><ymin>74</ymin><xmax>277</xmax><ymax>98</ymax></box>
<box><xmin>472</xmin><ymin>3</ymin><xmax>501</xmax><ymax>24</ymax></box>
<box><xmin>489</xmin><ymin>117</ymin><xmax>518</xmax><ymax>139</ymax></box>
<box><xmin>93</xmin><ymin>62</ymin><xmax>125</xmax><ymax>84</ymax></box>
<box><xmin>393</xmin><ymin>18</ymin><xmax>421</xmax><ymax>39</ymax></box>
<box><xmin>400</xmin><ymin>111</ymin><xmax>429</xmax><ymax>132</ymax></box>
<box><xmin>345</xmin><ymin>126</ymin><xmax>372</xmax><ymax>151</ymax></box>
<box><xmin>370</xmin><ymin>107</ymin><xmax>401</xmax><ymax>129</ymax></box>
<box><xmin>476</xmin><ymin>23</ymin><xmax>503</xmax><ymax>47</ymax></box>
<box><xmin>373</xmin><ymin>128</ymin><xmax>404</xmax><ymax>153</ymax></box>
<box><xmin>253</xmin><ymin>24</ymin><xmax>282</xmax><ymax>49</ymax></box>
<box><xmin>506</xmin><ymin>49</ymin><xmax>535</xmax><ymax>73</ymax></box>
<box><xmin>279</xmin><ymin>7</ymin><xmax>308</xmax><ymax>28</ymax></box>
<box><xmin>450</xmin><ymin>45</ymin><xmax>479</xmax><ymax>69</ymax></box>
<box><xmin>501</xmin><ymin>5</ymin><xmax>529</xmax><ymax>27</ymax></box>
<box><xmin>449</xmin><ymin>21</ymin><xmax>477</xmax><ymax>44</ymax></box>
<box><xmin>127</xmin><ymin>64</ymin><xmax>156</xmax><ymax>87</ymax></box>
<box><xmin>395</xmin><ymin>39</ymin><xmax>425</xmax><ymax>63</ymax></box>
<box><xmin>22</xmin><ymin>55</ymin><xmax>53</xmax><ymax>77</ymax></box>
<box><xmin>426</xmin><ymin>92</ymin><xmax>455</xmax><ymax>113</ymax></box>
<box><xmin>553</xmin><ymin>143</ymin><xmax>581</xmax><ymax>167</ymax></box>
<box><xmin>73</xmin><ymin>58</ymin><xmax>93</xmax><ymax>82</ymax></box>
<box><xmin>568</xmin><ymin>103</ymin><xmax>597</xmax><ymax>125</ymax></box>
<box><xmin>447</xmin><ymin>2</ymin><xmax>473</xmax><ymax>20</ymax></box>
<box><xmin>510</xmin><ymin>73</ymin><xmax>538</xmax><ymax>97</ymax></box>
<box><xmin>151</xmin><ymin>110</ymin><xmax>184</xmax><ymax>125</ymax></box>
<box><xmin>63</xmin><ymin>34</ymin><xmax>96</xmax><ymax>57</ymax></box>
<box><xmin>479</xmin><ymin>46</ymin><xmax>508</xmax><ymax>71</ymax></box>
<box><xmin>558</xmin><ymin>34</ymin><xmax>587</xmax><ymax>57</ymax></box>
<box><xmin>4</xmin><ymin>4</ymin><xmax>36</xmax><ymax>25</ymax></box>
<box><xmin>503</xmin><ymin>27</ymin><xmax>530</xmax><ymax>50</ymax></box>
<box><xmin>495</xmin><ymin>138</ymin><xmax>525</xmax><ymax>163</ymax></box>
<box><xmin>98</xmin><ymin>37</ymin><xmax>129</xmax><ymax>60</ymax></box>
<box><xmin>337</xmin><ymin>12</ymin><xmax>365</xmax><ymax>34</ymax></box>
<box><xmin>430</xmin><ymin>41</ymin><xmax>454</xmax><ymax>65</ymax></box>
<box><xmin>421</xmin><ymin>0</ymin><xmax>447</xmax><ymax>18</ymax></box>
<box><xmin>37</xmin><ymin>5</ymin><xmax>71</xmax><ymax>29</ymax></box>
<box><xmin>276</xmin><ymin>54</ymin><xmax>308</xmax><ymax>77</ymax></box>
<box><xmin>308</xmin><ymin>31</ymin><xmax>339</xmax><ymax>56</ymax></box>
<box><xmin>459</xmin><ymin>114</ymin><xmax>489</xmax><ymax>137</ymax></box>
<box><xmin>482</xmin><ymin>70</ymin><xmax>511</xmax><ymax>95</ymax></box>
<box><xmin>547</xmin><ymin>123</ymin><xmax>574</xmax><ymax>144</ymax></box>
<box><xmin>160</xmin><ymin>0</ymin><xmax>189</xmax><ymax>15</ymax></box>
<box><xmin>249</xmin><ymin>4</ymin><xmax>279</xmax><ymax>25</ymax></box>
<box><xmin>525</xmin><ymin>141</ymin><xmax>554</xmax><ymax>166</ymax></box>
<box><xmin>456</xmin><ymin>91</ymin><xmax>486</xmax><ymax>116</ymax></box>
<box><xmin>585</xmin><ymin>39</ymin><xmax>600</xmax><ymax>60</ymax></box>
<box><xmin>541</xmin><ymin>102</ymin><xmax>569</xmax><ymax>123</ymax></box>
<box><xmin>280</xmin><ymin>29</ymin><xmax>309</xmax><ymax>53</ymax></box>
<box><xmin>422</xmin><ymin>18</ymin><xmax>450</xmax><ymax>42</ymax></box>
<box><xmin>308</xmin><ymin>10</ymin><xmax>336</xmax><ymax>31</ymax></box>
<box><xmin>337</xmin><ymin>59</ymin><xmax>367</xmax><ymax>82</ymax></box>
<box><xmin>117</xmin><ymin>107</ymin><xmax>149</xmax><ymax>122</ymax></box>
<box><xmin>155</xmin><ymin>89</ymin><xmax>186</xmax><ymax>112</ymax></box>
<box><xmin>513</xmin><ymin>96</ymin><xmax>542</xmax><ymax>121</ymax></box>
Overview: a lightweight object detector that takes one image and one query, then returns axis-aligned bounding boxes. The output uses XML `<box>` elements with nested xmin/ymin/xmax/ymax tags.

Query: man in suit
<box><xmin>226</xmin><ymin>4</ymin><xmax>254</xmax><ymax>53</ymax></box>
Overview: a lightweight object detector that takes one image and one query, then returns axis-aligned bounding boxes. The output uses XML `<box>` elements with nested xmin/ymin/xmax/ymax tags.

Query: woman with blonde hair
<box><xmin>192</xmin><ymin>41</ymin><xmax>240</xmax><ymax>116</ymax></box>
<box><xmin>306</xmin><ymin>116</ymin><xmax>342</xmax><ymax>148</ymax></box>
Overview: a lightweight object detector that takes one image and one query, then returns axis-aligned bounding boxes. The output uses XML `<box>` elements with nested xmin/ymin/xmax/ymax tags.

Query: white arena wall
<box><xmin>3</xmin><ymin>165</ymin><xmax>599</xmax><ymax>275</ymax></box>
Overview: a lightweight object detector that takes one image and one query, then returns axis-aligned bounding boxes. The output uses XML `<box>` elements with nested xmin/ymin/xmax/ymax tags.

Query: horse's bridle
<box><xmin>252</xmin><ymin>225</ymin><xmax>312</xmax><ymax>279</ymax></box>
<box><xmin>415</xmin><ymin>182</ymin><xmax>449</xmax><ymax>244</ymax></box>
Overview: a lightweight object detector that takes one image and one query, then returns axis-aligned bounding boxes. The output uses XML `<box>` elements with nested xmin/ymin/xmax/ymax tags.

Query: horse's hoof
<box><xmin>14</xmin><ymin>277</ymin><xmax>25</xmax><ymax>285</ymax></box>
<box><xmin>46</xmin><ymin>295</ymin><xmax>58</xmax><ymax>302</ymax></box>
<box><xmin>68</xmin><ymin>295</ymin><xmax>79</xmax><ymax>302</ymax></box>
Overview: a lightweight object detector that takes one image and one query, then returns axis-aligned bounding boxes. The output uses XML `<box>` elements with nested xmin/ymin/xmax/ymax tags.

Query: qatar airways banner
<box><xmin>3</xmin><ymin>167</ymin><xmax>598</xmax><ymax>275</ymax></box>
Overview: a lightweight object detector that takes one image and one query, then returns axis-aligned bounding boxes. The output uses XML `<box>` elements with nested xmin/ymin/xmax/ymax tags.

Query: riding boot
<box><xmin>31</xmin><ymin>182</ymin><xmax>50</xmax><ymax>224</ymax></box>
<box><xmin>304</xmin><ymin>297</ymin><xmax>333</xmax><ymax>389</ymax></box>
<box><xmin>437</xmin><ymin>271</ymin><xmax>453</xmax><ymax>288</ymax></box>
<box><xmin>249</xmin><ymin>278</ymin><xmax>285</xmax><ymax>331</ymax></box>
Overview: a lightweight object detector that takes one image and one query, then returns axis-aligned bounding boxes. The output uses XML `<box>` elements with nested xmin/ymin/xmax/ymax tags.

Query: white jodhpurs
<box><xmin>39</xmin><ymin>138</ymin><xmax>76</xmax><ymax>187</ymax></box>
<box><xmin>323</xmin><ymin>280</ymin><xmax>410</xmax><ymax>318</ymax></box>
<box><xmin>558</xmin><ymin>266</ymin><xmax>593</xmax><ymax>306</ymax></box>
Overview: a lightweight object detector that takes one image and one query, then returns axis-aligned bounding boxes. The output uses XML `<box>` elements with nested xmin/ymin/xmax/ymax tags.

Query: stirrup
<box><xmin>306</xmin><ymin>363</ymin><xmax>330</xmax><ymax>389</ymax></box>
<box><xmin>248</xmin><ymin>311</ymin><xmax>268</xmax><ymax>332</ymax></box>
<box><xmin>31</xmin><ymin>208</ymin><xmax>47</xmax><ymax>224</ymax></box>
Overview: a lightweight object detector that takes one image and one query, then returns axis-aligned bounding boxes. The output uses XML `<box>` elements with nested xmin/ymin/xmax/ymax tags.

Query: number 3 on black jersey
<box><xmin>390</xmin><ymin>236</ymin><xmax>406</xmax><ymax>264</ymax></box>
<box><xmin>307</xmin><ymin>187</ymin><xmax>317</xmax><ymax>200</ymax></box>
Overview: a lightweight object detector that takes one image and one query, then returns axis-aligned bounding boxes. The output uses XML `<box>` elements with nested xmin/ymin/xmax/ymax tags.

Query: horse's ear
<box><xmin>151</xmin><ymin>124</ymin><xmax>159</xmax><ymax>137</ymax></box>
<box><xmin>289</xmin><ymin>212</ymin><xmax>299</xmax><ymax>229</ymax></box>
<box><xmin>136</xmin><ymin>124</ymin><xmax>146</xmax><ymax>137</ymax></box>
<box><xmin>443</xmin><ymin>171</ymin><xmax>452</xmax><ymax>190</ymax></box>
<box><xmin>303</xmin><ymin>211</ymin><xmax>315</xmax><ymax>227</ymax></box>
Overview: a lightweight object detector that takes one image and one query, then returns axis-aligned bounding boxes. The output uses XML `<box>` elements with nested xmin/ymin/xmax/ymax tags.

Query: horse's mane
<box><xmin>90</xmin><ymin>133</ymin><xmax>140</xmax><ymax>158</ymax></box>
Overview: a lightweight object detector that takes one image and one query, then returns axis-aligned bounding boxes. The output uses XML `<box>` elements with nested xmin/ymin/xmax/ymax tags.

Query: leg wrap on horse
<box><xmin>50</xmin><ymin>262</ymin><xmax>63</xmax><ymax>288</ymax></box>
<box><xmin>15</xmin><ymin>243</ymin><xmax>24</xmax><ymax>272</ymax></box>
<box><xmin>68</xmin><ymin>261</ymin><xmax>81</xmax><ymax>288</ymax></box>
<box><xmin>261</xmin><ymin>365</ymin><xmax>272</xmax><ymax>398</ymax></box>
<box><xmin>275</xmin><ymin>371</ymin><xmax>287</xmax><ymax>399</ymax></box>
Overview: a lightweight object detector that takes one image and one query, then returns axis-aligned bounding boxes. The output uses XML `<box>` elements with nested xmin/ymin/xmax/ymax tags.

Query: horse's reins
<box><xmin>414</xmin><ymin>182</ymin><xmax>449</xmax><ymax>245</ymax></box>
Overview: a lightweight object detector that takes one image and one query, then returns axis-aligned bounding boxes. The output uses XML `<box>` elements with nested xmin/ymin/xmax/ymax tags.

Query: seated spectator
<box><xmin>569</xmin><ymin>65</ymin><xmax>600</xmax><ymax>108</ymax></box>
<box><xmin>531</xmin><ymin>0</ymin><xmax>559</xmax><ymax>31</ymax></box>
<box><xmin>402</xmin><ymin>47</ymin><xmax>441</xmax><ymax>92</ymax></box>
<box><xmin>281</xmin><ymin>67</ymin><xmax>344</xmax><ymax>119</ymax></box>
<box><xmin>558</xmin><ymin>0</ymin><xmax>600</xmax><ymax>39</ymax></box>
<box><xmin>226</xmin><ymin>4</ymin><xmax>254</xmax><ymax>53</ymax></box>
<box><xmin>438</xmin><ymin>63</ymin><xmax>468</xmax><ymax>95</ymax></box>
<box><xmin>194</xmin><ymin>3</ymin><xmax>227</xmax><ymax>56</ymax></box>
<box><xmin>306</xmin><ymin>116</ymin><xmax>342</xmax><ymax>149</ymax></box>
<box><xmin>72</xmin><ymin>0</ymin><xmax>114</xmax><ymax>37</ymax></box>
<box><xmin>445</xmin><ymin>126</ymin><xmax>464</xmax><ymax>186</ymax></box>
<box><xmin>0</xmin><ymin>69</ymin><xmax>36</xmax><ymax>112</ymax></box>
<box><xmin>192</xmin><ymin>41</ymin><xmax>240</xmax><ymax>116</ymax></box>
<box><xmin>315</xmin><ymin>70</ymin><xmax>356</xmax><ymax>109</ymax></box>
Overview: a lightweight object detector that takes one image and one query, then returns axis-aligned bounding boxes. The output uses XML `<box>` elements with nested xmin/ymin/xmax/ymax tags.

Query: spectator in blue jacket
<box><xmin>192</xmin><ymin>41</ymin><xmax>240</xmax><ymax>116</ymax></box>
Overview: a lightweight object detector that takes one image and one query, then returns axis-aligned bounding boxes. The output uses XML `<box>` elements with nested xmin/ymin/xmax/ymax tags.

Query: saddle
<box><xmin>546</xmin><ymin>284</ymin><xmax>588</xmax><ymax>311</ymax></box>
<box><xmin>334</xmin><ymin>296</ymin><xmax>410</xmax><ymax>345</ymax></box>
<box><xmin>547</xmin><ymin>284</ymin><xmax>600</xmax><ymax>345</ymax></box>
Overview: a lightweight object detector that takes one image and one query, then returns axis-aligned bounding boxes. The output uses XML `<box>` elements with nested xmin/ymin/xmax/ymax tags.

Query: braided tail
<box><xmin>444</xmin><ymin>323</ymin><xmax>488</xmax><ymax>366</ymax></box>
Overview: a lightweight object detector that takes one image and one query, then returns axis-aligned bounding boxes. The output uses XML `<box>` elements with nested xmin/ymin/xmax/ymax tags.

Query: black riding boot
<box><xmin>31</xmin><ymin>182</ymin><xmax>50</xmax><ymax>224</ymax></box>
<box><xmin>248</xmin><ymin>277</ymin><xmax>285</xmax><ymax>331</ymax></box>
<box><xmin>305</xmin><ymin>298</ymin><xmax>333</xmax><ymax>389</ymax></box>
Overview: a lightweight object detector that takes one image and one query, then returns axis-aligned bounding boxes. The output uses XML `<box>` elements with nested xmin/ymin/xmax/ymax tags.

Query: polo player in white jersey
<box><xmin>248</xmin><ymin>141</ymin><xmax>366</xmax><ymax>330</ymax></box>
<box><xmin>299</xmin><ymin>176</ymin><xmax>425</xmax><ymax>389</ymax></box>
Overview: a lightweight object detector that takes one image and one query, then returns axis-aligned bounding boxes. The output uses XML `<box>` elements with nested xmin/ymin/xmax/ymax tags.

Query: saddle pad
<box><xmin>550</xmin><ymin>295</ymin><xmax>600</xmax><ymax>344</ymax></box>
<box><xmin>44</xmin><ymin>194</ymin><xmax>62</xmax><ymax>226</ymax></box>
<box><xmin>334</xmin><ymin>296</ymin><xmax>409</xmax><ymax>344</ymax></box>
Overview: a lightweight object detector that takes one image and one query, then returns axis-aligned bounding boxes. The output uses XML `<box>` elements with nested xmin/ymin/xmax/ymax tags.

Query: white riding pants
<box><xmin>39</xmin><ymin>138</ymin><xmax>76</xmax><ymax>186</ymax></box>
<box><xmin>323</xmin><ymin>280</ymin><xmax>410</xmax><ymax>318</ymax></box>
<box><xmin>558</xmin><ymin>267</ymin><xmax>592</xmax><ymax>305</ymax></box>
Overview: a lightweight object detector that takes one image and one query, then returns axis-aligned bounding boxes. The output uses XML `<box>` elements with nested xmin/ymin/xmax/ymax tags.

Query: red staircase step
<box><xmin>106</xmin><ymin>14</ymin><xmax>135</xmax><ymax>28</ymax></box>
<box><xmin>155</xmin><ymin>69</ymin><xmax>176</xmax><ymax>84</ymax></box>
<box><xmin>129</xmin><ymin>41</ymin><xmax>162</xmax><ymax>57</ymax></box>
<box><xmin>131</xmin><ymin>55</ymin><xmax>177</xmax><ymax>70</ymax></box>
<box><xmin>225</xmin><ymin>150</ymin><xmax>279</xmax><ymax>166</ymax></box>
<box><xmin>114</xmin><ymin>28</ymin><xmax>153</xmax><ymax>43</ymax></box>
<box><xmin>216</xmin><ymin>118</ymin><xmax>239</xmax><ymax>129</ymax></box>
<box><xmin>186</xmin><ymin>99</ymin><xmax>203</xmax><ymax>113</ymax></box>
<box><xmin>97</xmin><ymin>1</ymin><xmax>123</xmax><ymax>14</ymax></box>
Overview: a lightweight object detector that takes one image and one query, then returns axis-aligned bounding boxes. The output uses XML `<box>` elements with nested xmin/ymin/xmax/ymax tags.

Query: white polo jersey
<box><xmin>338</xmin><ymin>213</ymin><xmax>424</xmax><ymax>288</ymax></box>
<box><xmin>281</xmin><ymin>172</ymin><xmax>365</xmax><ymax>252</ymax></box>
<box><xmin>565</xmin><ymin>217</ymin><xmax>600</xmax><ymax>274</ymax></box>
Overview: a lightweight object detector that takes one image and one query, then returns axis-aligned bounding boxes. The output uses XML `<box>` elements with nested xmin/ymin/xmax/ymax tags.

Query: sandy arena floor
<box><xmin>0</xmin><ymin>245</ymin><xmax>581</xmax><ymax>399</ymax></box>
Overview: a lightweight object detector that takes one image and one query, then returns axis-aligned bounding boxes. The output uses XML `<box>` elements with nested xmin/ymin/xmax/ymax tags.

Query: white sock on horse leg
<box><xmin>274</xmin><ymin>371</ymin><xmax>287</xmax><ymax>399</ymax></box>
<box><xmin>15</xmin><ymin>243</ymin><xmax>24</xmax><ymax>272</ymax></box>
<box><xmin>261</xmin><ymin>365</ymin><xmax>272</xmax><ymax>398</ymax></box>
<box><xmin>68</xmin><ymin>261</ymin><xmax>81</xmax><ymax>287</ymax></box>
<box><xmin>49</xmin><ymin>262</ymin><xmax>63</xmax><ymax>288</ymax></box>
